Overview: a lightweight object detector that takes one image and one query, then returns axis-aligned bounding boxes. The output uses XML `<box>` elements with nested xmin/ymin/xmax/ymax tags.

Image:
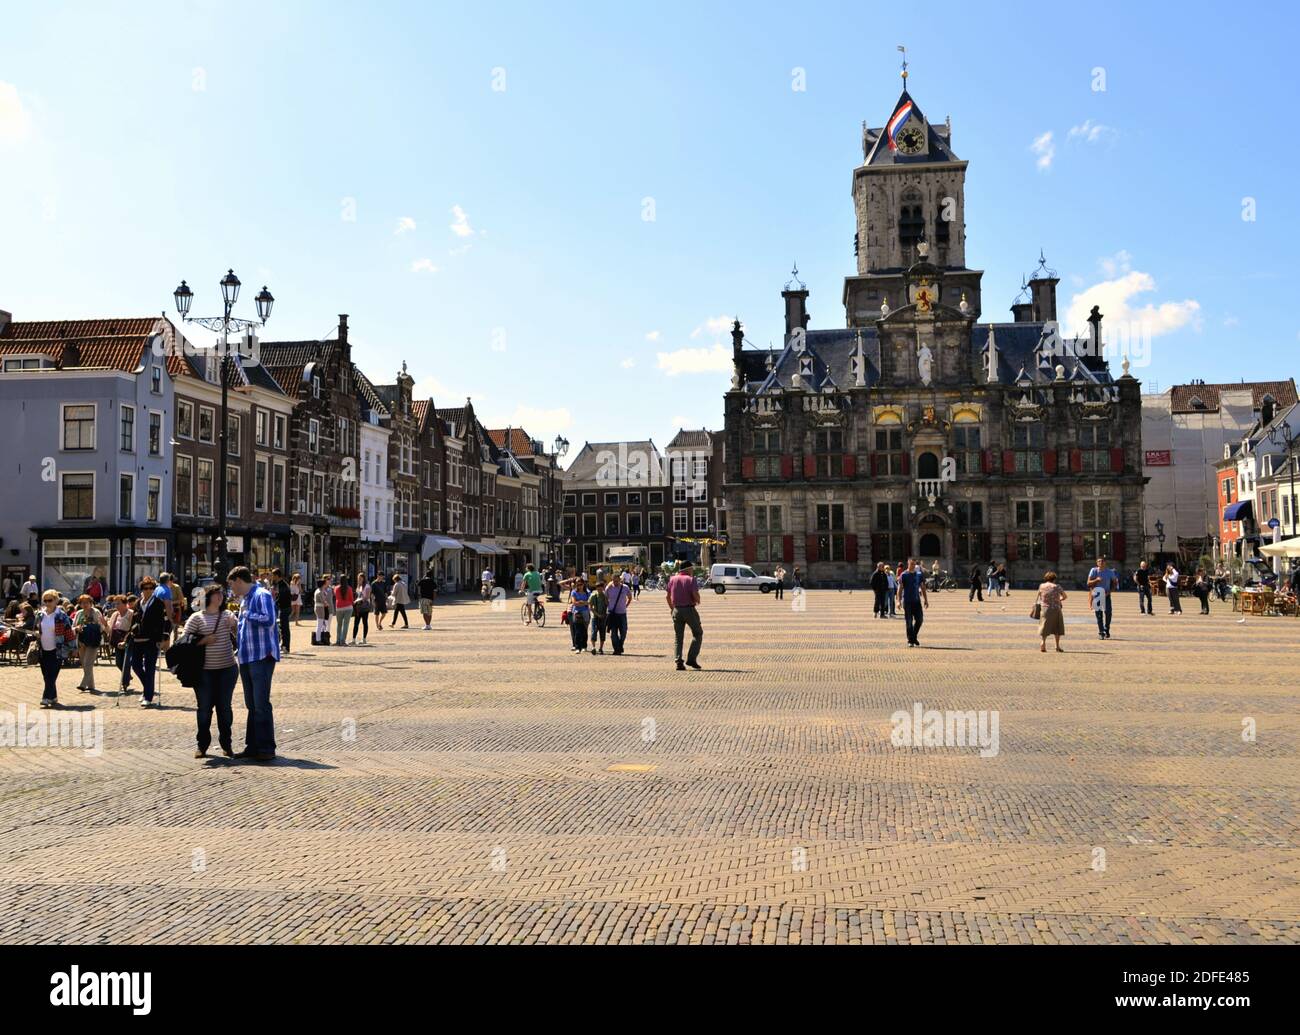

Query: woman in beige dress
<box><xmin>1036</xmin><ymin>571</ymin><xmax>1067</xmax><ymax>653</ymax></box>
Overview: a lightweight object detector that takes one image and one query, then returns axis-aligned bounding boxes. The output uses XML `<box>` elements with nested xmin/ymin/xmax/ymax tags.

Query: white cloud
<box><xmin>1031</xmin><ymin>131</ymin><xmax>1054</xmax><ymax>171</ymax></box>
<box><xmin>690</xmin><ymin>315</ymin><xmax>732</xmax><ymax>339</ymax></box>
<box><xmin>394</xmin><ymin>216</ymin><xmax>416</xmax><ymax>235</ymax></box>
<box><xmin>656</xmin><ymin>344</ymin><xmax>732</xmax><ymax>376</ymax></box>
<box><xmin>410</xmin><ymin>258</ymin><xmax>439</xmax><ymax>274</ymax></box>
<box><xmin>644</xmin><ymin>330</ymin><xmax>661</xmax><ymax>342</ymax></box>
<box><xmin>506</xmin><ymin>405</ymin><xmax>571</xmax><ymax>443</ymax></box>
<box><xmin>0</xmin><ymin>81</ymin><xmax>31</xmax><ymax>144</ymax></box>
<box><xmin>621</xmin><ymin>358</ymin><xmax>636</xmax><ymax>368</ymax></box>
<box><xmin>1065</xmin><ymin>268</ymin><xmax>1201</xmax><ymax>339</ymax></box>
<box><xmin>1068</xmin><ymin>119</ymin><xmax>1117</xmax><ymax>145</ymax></box>
<box><xmin>1099</xmin><ymin>250</ymin><xmax>1133</xmax><ymax>278</ymax></box>
<box><xmin>450</xmin><ymin>205</ymin><xmax>476</xmax><ymax>238</ymax></box>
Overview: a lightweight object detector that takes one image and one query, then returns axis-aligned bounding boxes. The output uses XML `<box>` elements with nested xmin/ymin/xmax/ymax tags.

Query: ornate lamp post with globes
<box><xmin>172</xmin><ymin>270</ymin><xmax>275</xmax><ymax>582</ymax></box>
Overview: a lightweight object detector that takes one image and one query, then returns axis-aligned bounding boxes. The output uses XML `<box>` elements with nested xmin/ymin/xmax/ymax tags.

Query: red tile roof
<box><xmin>487</xmin><ymin>428</ymin><xmax>535</xmax><ymax>453</ymax></box>
<box><xmin>1169</xmin><ymin>380</ymin><xmax>1297</xmax><ymax>413</ymax></box>
<box><xmin>0</xmin><ymin>316</ymin><xmax>163</xmax><ymax>373</ymax></box>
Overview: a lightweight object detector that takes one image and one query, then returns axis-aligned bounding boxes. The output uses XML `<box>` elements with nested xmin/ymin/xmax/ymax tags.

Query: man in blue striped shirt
<box><xmin>228</xmin><ymin>566</ymin><xmax>280</xmax><ymax>762</ymax></box>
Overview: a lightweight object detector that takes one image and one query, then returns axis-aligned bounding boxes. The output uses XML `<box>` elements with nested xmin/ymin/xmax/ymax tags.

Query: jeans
<box><xmin>1138</xmin><ymin>585</ymin><xmax>1152</xmax><ymax>613</ymax></box>
<box><xmin>1103</xmin><ymin>595</ymin><xmax>1112</xmax><ymax>634</ymax></box>
<box><xmin>130</xmin><ymin>641</ymin><xmax>159</xmax><ymax>702</ymax></box>
<box><xmin>1168</xmin><ymin>586</ymin><xmax>1182</xmax><ymax>613</ymax></box>
<box><xmin>279</xmin><ymin>608</ymin><xmax>291</xmax><ymax>652</ymax></box>
<box><xmin>774</xmin><ymin>583</ymin><xmax>784</xmax><ymax>600</ymax></box>
<box><xmin>240</xmin><ymin>656</ymin><xmax>277</xmax><ymax>754</ymax></box>
<box><xmin>903</xmin><ymin>599</ymin><xmax>924</xmax><ymax>643</ymax></box>
<box><xmin>607</xmin><ymin>611</ymin><xmax>628</xmax><ymax>653</ymax></box>
<box><xmin>672</xmin><ymin>605</ymin><xmax>703</xmax><ymax>663</ymax></box>
<box><xmin>195</xmin><ymin>665</ymin><xmax>237</xmax><ymax>753</ymax></box>
<box><xmin>589</xmin><ymin>615</ymin><xmax>606</xmax><ymax>650</ymax></box>
<box><xmin>1095</xmin><ymin>610</ymin><xmax>1107</xmax><ymax>635</ymax></box>
<box><xmin>569</xmin><ymin>614</ymin><xmax>589</xmax><ymax>650</ymax></box>
<box><xmin>988</xmin><ymin>577</ymin><xmax>999</xmax><ymax>596</ymax></box>
<box><xmin>39</xmin><ymin>648</ymin><xmax>61</xmax><ymax>702</ymax></box>
<box><xmin>888</xmin><ymin>591</ymin><xmax>896</xmax><ymax>616</ymax></box>
<box><xmin>334</xmin><ymin>607</ymin><xmax>353</xmax><ymax>644</ymax></box>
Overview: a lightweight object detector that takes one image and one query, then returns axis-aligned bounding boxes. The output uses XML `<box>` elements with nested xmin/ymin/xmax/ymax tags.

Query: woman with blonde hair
<box><xmin>72</xmin><ymin>593</ymin><xmax>108</xmax><ymax>693</ymax></box>
<box><xmin>1035</xmin><ymin>571</ymin><xmax>1067</xmax><ymax>653</ymax></box>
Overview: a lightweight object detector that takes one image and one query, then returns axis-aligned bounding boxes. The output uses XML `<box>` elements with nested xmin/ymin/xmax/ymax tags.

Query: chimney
<box><xmin>1028</xmin><ymin>273</ymin><xmax>1059</xmax><ymax>323</ymax></box>
<box><xmin>1011</xmin><ymin>301</ymin><xmax>1034</xmax><ymax>323</ymax></box>
<box><xmin>0</xmin><ymin>310</ymin><xmax>10</xmax><ymax>335</ymax></box>
<box><xmin>61</xmin><ymin>342</ymin><xmax>81</xmax><ymax>368</ymax></box>
<box><xmin>338</xmin><ymin>314</ymin><xmax>349</xmax><ymax>344</ymax></box>
<box><xmin>782</xmin><ymin>286</ymin><xmax>809</xmax><ymax>339</ymax></box>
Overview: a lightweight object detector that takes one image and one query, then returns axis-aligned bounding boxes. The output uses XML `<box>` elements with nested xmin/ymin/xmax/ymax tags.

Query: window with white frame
<box><xmin>177</xmin><ymin>400</ymin><xmax>194</xmax><ymax>439</ymax></box>
<box><xmin>62</xmin><ymin>404</ymin><xmax>96</xmax><ymax>451</ymax></box>
<box><xmin>673</xmin><ymin>508</ymin><xmax>688</xmax><ymax>532</ymax></box>
<box><xmin>120</xmin><ymin>405</ymin><xmax>135</xmax><ymax>451</ymax></box>
<box><xmin>148</xmin><ymin>412</ymin><xmax>162</xmax><ymax>456</ymax></box>
<box><xmin>61</xmin><ymin>473</ymin><xmax>94</xmax><ymax>520</ymax></box>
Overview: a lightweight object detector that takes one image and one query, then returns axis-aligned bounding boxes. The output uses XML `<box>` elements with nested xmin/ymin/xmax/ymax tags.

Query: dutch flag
<box><xmin>886</xmin><ymin>99</ymin><xmax>914</xmax><ymax>151</ymax></box>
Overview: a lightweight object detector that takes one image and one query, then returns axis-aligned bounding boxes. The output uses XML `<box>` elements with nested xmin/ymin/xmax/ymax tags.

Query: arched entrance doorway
<box><xmin>917</xmin><ymin>451</ymin><xmax>941</xmax><ymax>480</ymax></box>
<box><xmin>918</xmin><ymin>532</ymin><xmax>942</xmax><ymax>558</ymax></box>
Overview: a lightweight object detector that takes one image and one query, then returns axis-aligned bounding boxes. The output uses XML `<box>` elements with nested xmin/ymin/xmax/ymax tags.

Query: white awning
<box><xmin>421</xmin><ymin>535</ymin><xmax>464</xmax><ymax>559</ymax></box>
<box><xmin>1260</xmin><ymin>538</ymin><xmax>1300</xmax><ymax>558</ymax></box>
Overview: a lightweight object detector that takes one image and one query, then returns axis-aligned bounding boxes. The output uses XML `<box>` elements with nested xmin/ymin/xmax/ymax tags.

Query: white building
<box><xmin>360</xmin><ymin>417</ymin><xmax>394</xmax><ymax>575</ymax></box>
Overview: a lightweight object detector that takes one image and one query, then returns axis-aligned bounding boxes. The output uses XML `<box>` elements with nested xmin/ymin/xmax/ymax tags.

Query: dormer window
<box><xmin>312</xmin><ymin>375</ymin><xmax>322</xmax><ymax>399</ymax></box>
<box><xmin>1189</xmin><ymin>395</ymin><xmax>1205</xmax><ymax>410</ymax></box>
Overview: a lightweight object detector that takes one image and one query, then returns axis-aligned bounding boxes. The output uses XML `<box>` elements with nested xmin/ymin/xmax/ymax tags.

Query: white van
<box><xmin>708</xmin><ymin>563</ymin><xmax>780</xmax><ymax>593</ymax></box>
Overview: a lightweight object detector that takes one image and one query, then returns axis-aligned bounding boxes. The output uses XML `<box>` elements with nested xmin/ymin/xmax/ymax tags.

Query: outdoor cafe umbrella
<box><xmin>1259</xmin><ymin>539</ymin><xmax>1300</xmax><ymax>558</ymax></box>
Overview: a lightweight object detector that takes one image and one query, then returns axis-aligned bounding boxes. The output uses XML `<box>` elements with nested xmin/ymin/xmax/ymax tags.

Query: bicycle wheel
<box><xmin>520</xmin><ymin>601</ymin><xmax>530</xmax><ymax>625</ymax></box>
<box><xmin>535</xmin><ymin>605</ymin><xmax>546</xmax><ymax>628</ymax></box>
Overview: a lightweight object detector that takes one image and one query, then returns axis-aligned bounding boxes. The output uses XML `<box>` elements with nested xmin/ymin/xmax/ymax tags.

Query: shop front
<box><xmin>35</xmin><ymin>529</ymin><xmax>175</xmax><ymax>598</ymax></box>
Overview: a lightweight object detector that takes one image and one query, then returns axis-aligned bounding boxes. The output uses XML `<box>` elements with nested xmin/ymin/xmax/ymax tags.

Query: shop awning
<box><xmin>1223</xmin><ymin>500</ymin><xmax>1253</xmax><ymax>522</ymax></box>
<box><xmin>421</xmin><ymin>535</ymin><xmax>463</xmax><ymax>559</ymax></box>
<box><xmin>464</xmin><ymin>541</ymin><xmax>495</xmax><ymax>555</ymax></box>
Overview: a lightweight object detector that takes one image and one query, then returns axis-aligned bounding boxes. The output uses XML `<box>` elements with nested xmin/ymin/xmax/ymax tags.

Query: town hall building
<box><xmin>722</xmin><ymin>79</ymin><xmax>1145</xmax><ymax>586</ymax></box>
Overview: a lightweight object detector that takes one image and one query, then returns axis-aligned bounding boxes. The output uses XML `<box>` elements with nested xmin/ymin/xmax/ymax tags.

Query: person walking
<box><xmin>333</xmin><ymin>575</ymin><xmax>355</xmax><ymax>645</ymax></box>
<box><xmin>130</xmin><ymin>577</ymin><xmax>168</xmax><ymax>708</ymax></box>
<box><xmin>897</xmin><ymin>558</ymin><xmax>929</xmax><ymax>647</ymax></box>
<box><xmin>273</xmin><ymin>568</ymin><xmax>292</xmax><ymax>654</ymax></box>
<box><xmin>72</xmin><ymin>594</ymin><xmax>107</xmax><ymax>692</ymax></box>
<box><xmin>666</xmin><ymin>562</ymin><xmax>703</xmax><ymax>670</ymax></box>
<box><xmin>631</xmin><ymin>567</ymin><xmax>641</xmax><ymax>600</ymax></box>
<box><xmin>35</xmin><ymin>590</ymin><xmax>76</xmax><ymax>708</ymax></box>
<box><xmin>389</xmin><ymin>572</ymin><xmax>410</xmax><ymax>629</ymax></box>
<box><xmin>108</xmin><ymin>595</ymin><xmax>135</xmax><ymax>690</ymax></box>
<box><xmin>351</xmin><ymin>573</ymin><xmax>372</xmax><ymax>644</ymax></box>
<box><xmin>870</xmin><ymin>562</ymin><xmax>889</xmax><ymax>618</ymax></box>
<box><xmin>968</xmin><ymin>563</ymin><xmax>984</xmax><ymax>602</ymax></box>
<box><xmin>996</xmin><ymin>563</ymin><xmax>1009</xmax><ymax>596</ymax></box>
<box><xmin>605</xmin><ymin>570</ymin><xmax>631</xmax><ymax>654</ymax></box>
<box><xmin>183</xmin><ymin>584</ymin><xmax>238</xmax><ymax>759</ymax></box>
<box><xmin>371</xmin><ymin>571</ymin><xmax>389</xmax><ymax>631</ymax></box>
<box><xmin>567</xmin><ymin>575</ymin><xmax>591</xmax><ymax>654</ymax></box>
<box><xmin>986</xmin><ymin>562</ymin><xmax>999</xmax><ymax>598</ymax></box>
<box><xmin>588</xmin><ymin>578</ymin><xmax>608</xmax><ymax>655</ymax></box>
<box><xmin>1165</xmin><ymin>564</ymin><xmax>1183</xmax><ymax>614</ymax></box>
<box><xmin>228</xmin><ymin>565</ymin><xmax>280</xmax><ymax>762</ymax></box>
<box><xmin>886</xmin><ymin>564</ymin><xmax>898</xmax><ymax>617</ymax></box>
<box><xmin>1086</xmin><ymin>555</ymin><xmax>1118</xmax><ymax>639</ymax></box>
<box><xmin>289</xmin><ymin>572</ymin><xmax>303</xmax><ymax>625</ymax></box>
<box><xmin>1036</xmin><ymin>571</ymin><xmax>1067</xmax><ymax>652</ymax></box>
<box><xmin>417</xmin><ymin>568</ymin><xmax>438</xmax><ymax>630</ymax></box>
<box><xmin>312</xmin><ymin>576</ymin><xmax>333</xmax><ymax>645</ymax></box>
<box><xmin>1134</xmin><ymin>560</ymin><xmax>1153</xmax><ymax>615</ymax></box>
<box><xmin>792</xmin><ymin>566</ymin><xmax>804</xmax><ymax>592</ymax></box>
<box><xmin>773</xmin><ymin>565</ymin><xmax>787</xmax><ymax>601</ymax></box>
<box><xmin>155</xmin><ymin>571</ymin><xmax>182</xmax><ymax>646</ymax></box>
<box><xmin>1192</xmin><ymin>567</ymin><xmax>1212</xmax><ymax>614</ymax></box>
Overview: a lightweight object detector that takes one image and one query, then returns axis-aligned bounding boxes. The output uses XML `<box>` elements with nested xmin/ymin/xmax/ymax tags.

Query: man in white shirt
<box><xmin>480</xmin><ymin>568</ymin><xmax>494</xmax><ymax>591</ymax></box>
<box><xmin>1165</xmin><ymin>564</ymin><xmax>1182</xmax><ymax>614</ymax></box>
<box><xmin>21</xmin><ymin>574</ymin><xmax>39</xmax><ymax>600</ymax></box>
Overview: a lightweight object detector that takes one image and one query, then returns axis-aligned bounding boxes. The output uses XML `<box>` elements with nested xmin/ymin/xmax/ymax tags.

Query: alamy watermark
<box><xmin>890</xmin><ymin>702</ymin><xmax>999</xmax><ymax>758</ymax></box>
<box><xmin>0</xmin><ymin>703</ymin><xmax>103</xmax><ymax>756</ymax></box>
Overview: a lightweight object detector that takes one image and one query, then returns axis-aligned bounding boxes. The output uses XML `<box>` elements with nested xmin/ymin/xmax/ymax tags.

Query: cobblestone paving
<box><xmin>1</xmin><ymin>589</ymin><xmax>1297</xmax><ymax>944</ymax></box>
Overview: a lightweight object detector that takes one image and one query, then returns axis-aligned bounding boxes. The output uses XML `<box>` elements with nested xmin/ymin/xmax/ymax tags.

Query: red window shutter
<box><xmin>803</xmin><ymin>455</ymin><xmax>816</xmax><ymax>479</ymax></box>
<box><xmin>1071</xmin><ymin>533</ymin><xmax>1084</xmax><ymax>563</ymax></box>
<box><xmin>901</xmin><ymin>453</ymin><xmax>911</xmax><ymax>476</ymax></box>
<box><xmin>1043</xmin><ymin>449</ymin><xmax>1057</xmax><ymax>475</ymax></box>
<box><xmin>782</xmin><ymin>535</ymin><xmax>794</xmax><ymax>563</ymax></box>
<box><xmin>741</xmin><ymin>456</ymin><xmax>755</xmax><ymax>480</ymax></box>
<box><xmin>1113</xmin><ymin>531</ymin><xmax>1126</xmax><ymax>561</ymax></box>
<box><xmin>780</xmin><ymin>454</ymin><xmax>794</xmax><ymax>480</ymax></box>
<box><xmin>1110</xmin><ymin>447</ymin><xmax>1125</xmax><ymax>473</ymax></box>
<box><xmin>980</xmin><ymin>449</ymin><xmax>992</xmax><ymax>474</ymax></box>
<box><xmin>843</xmin><ymin>454</ymin><xmax>857</xmax><ymax>478</ymax></box>
<box><xmin>1045</xmin><ymin>531</ymin><xmax>1060</xmax><ymax>561</ymax></box>
<box><xmin>845</xmin><ymin>534</ymin><xmax>859</xmax><ymax>563</ymax></box>
<box><xmin>1001</xmin><ymin>449</ymin><xmax>1015</xmax><ymax>474</ymax></box>
<box><xmin>743</xmin><ymin>535</ymin><xmax>756</xmax><ymax>563</ymax></box>
<box><xmin>1005</xmin><ymin>532</ymin><xmax>1018</xmax><ymax>562</ymax></box>
<box><xmin>805</xmin><ymin>534</ymin><xmax>819</xmax><ymax>563</ymax></box>
<box><xmin>1069</xmin><ymin>448</ymin><xmax>1083</xmax><ymax>473</ymax></box>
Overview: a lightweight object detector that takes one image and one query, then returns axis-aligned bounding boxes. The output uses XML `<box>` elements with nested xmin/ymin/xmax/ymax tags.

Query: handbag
<box><xmin>1030</xmin><ymin>602</ymin><xmax>1042</xmax><ymax>620</ymax></box>
<box><xmin>78</xmin><ymin>621</ymin><xmax>102</xmax><ymax>646</ymax></box>
<box><xmin>355</xmin><ymin>598</ymin><xmax>372</xmax><ymax>616</ymax></box>
<box><xmin>561</xmin><ymin>608</ymin><xmax>571</xmax><ymax>625</ymax></box>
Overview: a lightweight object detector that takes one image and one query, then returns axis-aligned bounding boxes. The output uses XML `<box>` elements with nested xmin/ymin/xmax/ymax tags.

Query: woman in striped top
<box><xmin>183</xmin><ymin>584</ymin><xmax>238</xmax><ymax>758</ymax></box>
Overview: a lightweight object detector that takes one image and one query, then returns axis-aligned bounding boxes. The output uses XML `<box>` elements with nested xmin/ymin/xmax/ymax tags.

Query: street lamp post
<box><xmin>1155</xmin><ymin>518</ymin><xmax>1166</xmax><ymax>563</ymax></box>
<box><xmin>172</xmin><ymin>270</ymin><xmax>274</xmax><ymax>583</ymax></box>
<box><xmin>549</xmin><ymin>435</ymin><xmax>569</xmax><ymax>567</ymax></box>
<box><xmin>1266</xmin><ymin>421</ymin><xmax>1297</xmax><ymax>539</ymax></box>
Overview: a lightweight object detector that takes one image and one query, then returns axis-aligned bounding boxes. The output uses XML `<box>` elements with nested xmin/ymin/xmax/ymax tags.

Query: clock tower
<box><xmin>843</xmin><ymin>84</ymin><xmax>984</xmax><ymax>328</ymax></box>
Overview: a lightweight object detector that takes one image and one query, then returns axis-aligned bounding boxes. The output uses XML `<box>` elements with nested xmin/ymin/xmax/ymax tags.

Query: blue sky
<box><xmin>2</xmin><ymin>0</ymin><xmax>1297</xmax><ymax>456</ymax></box>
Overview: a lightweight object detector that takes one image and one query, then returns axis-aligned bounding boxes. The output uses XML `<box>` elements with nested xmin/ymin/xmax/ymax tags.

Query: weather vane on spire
<box><xmin>897</xmin><ymin>45</ymin><xmax>908</xmax><ymax>85</ymax></box>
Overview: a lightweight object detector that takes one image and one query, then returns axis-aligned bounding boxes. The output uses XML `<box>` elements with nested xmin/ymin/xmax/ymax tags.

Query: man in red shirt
<box><xmin>665</xmin><ymin>562</ymin><xmax>703</xmax><ymax>670</ymax></box>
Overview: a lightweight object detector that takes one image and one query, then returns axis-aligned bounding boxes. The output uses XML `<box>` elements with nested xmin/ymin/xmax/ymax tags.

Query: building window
<box><xmin>175</xmin><ymin>456</ymin><xmax>192</xmax><ymax>515</ymax></box>
<box><xmin>225</xmin><ymin>465</ymin><xmax>240</xmax><ymax>518</ymax></box>
<box><xmin>753</xmin><ymin>505</ymin><xmax>783</xmax><ymax>561</ymax></box>
<box><xmin>273</xmin><ymin>461</ymin><xmax>286</xmax><ymax>513</ymax></box>
<box><xmin>954</xmin><ymin>501</ymin><xmax>984</xmax><ymax>562</ymax></box>
<box><xmin>308</xmin><ymin>419</ymin><xmax>319</xmax><ymax>453</ymax></box>
<box><xmin>605</xmin><ymin>513</ymin><xmax>619</xmax><ymax>536</ymax></box>
<box><xmin>814</xmin><ymin>428</ymin><xmax>844</xmax><ymax>478</ymax></box>
<box><xmin>648</xmin><ymin>512</ymin><xmax>665</xmax><ymax>535</ymax></box>
<box><xmin>1012</xmin><ymin>422</ymin><xmax>1045</xmax><ymax>472</ymax></box>
<box><xmin>312</xmin><ymin>374</ymin><xmax>322</xmax><ymax>399</ymax></box>
<box><xmin>899</xmin><ymin>189</ymin><xmax>924</xmax><ymax>251</ymax></box>
<box><xmin>693</xmin><ymin>508</ymin><xmax>709</xmax><ymax>532</ymax></box>
<box><xmin>581</xmin><ymin>492</ymin><xmax>596</xmax><ymax>507</ymax></box>
<box><xmin>815</xmin><ymin>503</ymin><xmax>847</xmax><ymax>561</ymax></box>
<box><xmin>952</xmin><ymin>424</ymin><xmax>981</xmax><ymax>474</ymax></box>
<box><xmin>648</xmin><ymin>491</ymin><xmax>664</xmax><ymax>506</ymax></box>
<box><xmin>1080</xmin><ymin>500</ymin><xmax>1113</xmax><ymax>559</ymax></box>
<box><xmin>148</xmin><ymin>412</ymin><xmax>162</xmax><ymax>456</ymax></box>
<box><xmin>1014</xmin><ymin>499</ymin><xmax>1047</xmax><ymax>559</ymax></box>
<box><xmin>177</xmin><ymin>400</ymin><xmax>194</xmax><ymax>439</ymax></box>
<box><xmin>254</xmin><ymin>458</ymin><xmax>268</xmax><ymax>511</ymax></box>
<box><xmin>227</xmin><ymin>414</ymin><xmax>241</xmax><ymax>457</ymax></box>
<box><xmin>120</xmin><ymin>405</ymin><xmax>135</xmax><ymax>451</ymax></box>
<box><xmin>562</xmin><ymin>514</ymin><xmax>577</xmax><ymax>537</ymax></box>
<box><xmin>62</xmin><ymin>404</ymin><xmax>96</xmax><ymax>450</ymax></box>
<box><xmin>198</xmin><ymin>406</ymin><xmax>215</xmax><ymax>444</ymax></box>
<box><xmin>150</xmin><ymin>367</ymin><xmax>162</xmax><ymax>394</ymax></box>
<box><xmin>256</xmin><ymin>409</ymin><xmax>268</xmax><ymax>446</ymax></box>
<box><xmin>875</xmin><ymin>502</ymin><xmax>909</xmax><ymax>561</ymax></box>
<box><xmin>627</xmin><ymin>491</ymin><xmax>642</xmax><ymax>506</ymax></box>
<box><xmin>147</xmin><ymin>477</ymin><xmax>161</xmax><ymax>522</ymax></box>
<box><xmin>582</xmin><ymin>513</ymin><xmax>598</xmax><ymax>537</ymax></box>
<box><xmin>752</xmin><ymin>428</ymin><xmax>781</xmax><ymax>478</ymax></box>
<box><xmin>118</xmin><ymin>473</ymin><xmax>134</xmax><ymax>521</ymax></box>
<box><xmin>197</xmin><ymin>459</ymin><xmax>214</xmax><ymax>517</ymax></box>
<box><xmin>874</xmin><ymin>428</ymin><xmax>904</xmax><ymax>475</ymax></box>
<box><xmin>626</xmin><ymin>512</ymin><xmax>643</xmax><ymax>535</ymax></box>
<box><xmin>1079</xmin><ymin>423</ymin><xmax>1112</xmax><ymax>473</ymax></box>
<box><xmin>673</xmin><ymin>508</ymin><xmax>688</xmax><ymax>532</ymax></box>
<box><xmin>604</xmin><ymin>491</ymin><xmax>619</xmax><ymax>506</ymax></box>
<box><xmin>273</xmin><ymin>414</ymin><xmax>286</xmax><ymax>450</ymax></box>
<box><xmin>673</xmin><ymin>484</ymin><xmax>688</xmax><ymax>503</ymax></box>
<box><xmin>61</xmin><ymin>473</ymin><xmax>94</xmax><ymax>520</ymax></box>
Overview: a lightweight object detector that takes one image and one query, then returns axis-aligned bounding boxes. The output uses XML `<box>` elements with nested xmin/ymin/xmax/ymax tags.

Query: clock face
<box><xmin>896</xmin><ymin>124</ymin><xmax>925</xmax><ymax>155</ymax></box>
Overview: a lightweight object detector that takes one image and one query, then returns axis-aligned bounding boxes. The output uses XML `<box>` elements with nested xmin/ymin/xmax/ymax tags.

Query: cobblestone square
<box><xmin>1</xmin><ymin>590</ymin><xmax>1296</xmax><ymax>945</ymax></box>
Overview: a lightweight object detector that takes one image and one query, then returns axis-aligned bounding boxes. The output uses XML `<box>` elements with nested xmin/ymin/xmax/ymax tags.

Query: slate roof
<box><xmin>565</xmin><ymin>440</ymin><xmax>662</xmax><ymax>484</ymax></box>
<box><xmin>0</xmin><ymin>316</ymin><xmax>164</xmax><ymax>372</ymax></box>
<box><xmin>1169</xmin><ymin>380</ymin><xmax>1297</xmax><ymax>414</ymax></box>
<box><xmin>351</xmin><ymin>365</ymin><xmax>390</xmax><ymax>418</ymax></box>
<box><xmin>863</xmin><ymin>89</ymin><xmax>961</xmax><ymax>167</ymax></box>
<box><xmin>257</xmin><ymin>339</ymin><xmax>340</xmax><ymax>395</ymax></box>
<box><xmin>667</xmin><ymin>429</ymin><xmax>714</xmax><ymax>449</ymax></box>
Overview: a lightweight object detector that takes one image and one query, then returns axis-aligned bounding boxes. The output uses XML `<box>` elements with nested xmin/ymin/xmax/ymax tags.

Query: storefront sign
<box><xmin>1144</xmin><ymin>450</ymin><xmax>1171</xmax><ymax>466</ymax></box>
